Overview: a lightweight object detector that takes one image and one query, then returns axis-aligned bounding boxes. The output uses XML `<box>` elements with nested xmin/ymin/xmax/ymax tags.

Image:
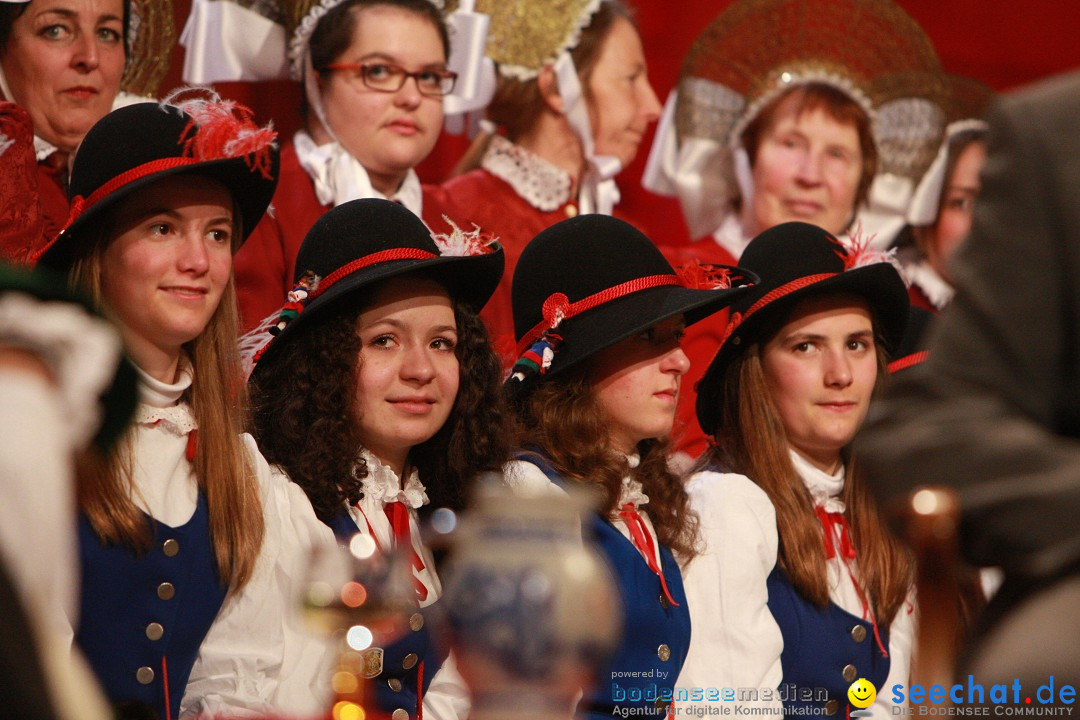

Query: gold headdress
<box><xmin>120</xmin><ymin>0</ymin><xmax>177</xmax><ymax>97</ymax></box>
<box><xmin>644</xmin><ymin>0</ymin><xmax>948</xmax><ymax>239</ymax></box>
<box><xmin>472</xmin><ymin>0</ymin><xmax>600</xmax><ymax>80</ymax></box>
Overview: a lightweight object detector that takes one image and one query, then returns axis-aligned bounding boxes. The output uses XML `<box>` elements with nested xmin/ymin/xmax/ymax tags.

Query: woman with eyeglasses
<box><xmin>233</xmin><ymin>0</ymin><xmax>465</xmax><ymax>332</ymax></box>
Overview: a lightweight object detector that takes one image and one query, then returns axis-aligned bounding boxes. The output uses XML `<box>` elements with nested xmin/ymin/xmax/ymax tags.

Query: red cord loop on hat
<box><xmin>887</xmin><ymin>350</ymin><xmax>929</xmax><ymax>374</ymax></box>
<box><xmin>744</xmin><ymin>274</ymin><xmax>838</xmax><ymax>319</ymax></box>
<box><xmin>541</xmin><ymin>292</ymin><xmax>570</xmax><ymax>330</ymax></box>
<box><xmin>309</xmin><ymin>248</ymin><xmax>438</xmax><ymax>300</ymax></box>
<box><xmin>60</xmin><ymin>158</ymin><xmax>199</xmax><ymax>233</ymax></box>
<box><xmin>515</xmin><ymin>274</ymin><xmax>680</xmax><ymax>356</ymax></box>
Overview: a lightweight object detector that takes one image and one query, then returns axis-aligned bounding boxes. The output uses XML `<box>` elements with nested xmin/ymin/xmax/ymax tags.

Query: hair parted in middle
<box><xmin>249</xmin><ymin>274</ymin><xmax>515</xmax><ymax>523</ymax></box>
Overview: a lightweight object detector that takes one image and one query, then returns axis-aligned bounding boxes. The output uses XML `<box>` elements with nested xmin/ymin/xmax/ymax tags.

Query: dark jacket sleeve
<box><xmin>858</xmin><ymin>71</ymin><xmax>1080</xmax><ymax>579</ymax></box>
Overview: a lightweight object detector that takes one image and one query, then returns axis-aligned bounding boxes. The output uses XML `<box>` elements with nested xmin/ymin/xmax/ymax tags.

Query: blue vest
<box><xmin>76</xmin><ymin>492</ymin><xmax>227</xmax><ymax>720</ymax></box>
<box><xmin>326</xmin><ymin>509</ymin><xmax>446</xmax><ymax>720</ymax></box>
<box><xmin>522</xmin><ymin>454</ymin><xmax>691</xmax><ymax>720</ymax></box>
<box><xmin>767</xmin><ymin>566</ymin><xmax>890</xmax><ymax>716</ymax></box>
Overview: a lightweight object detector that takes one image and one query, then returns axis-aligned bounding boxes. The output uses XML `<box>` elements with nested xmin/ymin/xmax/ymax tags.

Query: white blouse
<box><xmin>343</xmin><ymin>450</ymin><xmax>470</xmax><ymax>720</ymax></box>
<box><xmin>504</xmin><ymin>454</ymin><xmax>669</xmax><ymax>576</ymax></box>
<box><xmin>678</xmin><ymin>449</ymin><xmax>914</xmax><ymax>718</ymax></box>
<box><xmin>94</xmin><ymin>361</ymin><xmax>342</xmax><ymax>719</ymax></box>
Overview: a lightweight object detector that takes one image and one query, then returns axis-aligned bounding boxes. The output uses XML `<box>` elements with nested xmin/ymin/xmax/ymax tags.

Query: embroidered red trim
<box><xmin>515</xmin><ymin>274</ymin><xmax>680</xmax><ymax>355</ymax></box>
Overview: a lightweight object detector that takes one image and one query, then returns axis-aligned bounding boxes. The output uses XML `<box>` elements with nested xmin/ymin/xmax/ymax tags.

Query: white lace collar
<box><xmin>616</xmin><ymin>453</ymin><xmax>650</xmax><ymax>509</ymax></box>
<box><xmin>903</xmin><ymin>258</ymin><xmax>954</xmax><ymax>311</ymax></box>
<box><xmin>790</xmin><ymin>448</ymin><xmax>845</xmax><ymax>513</ymax></box>
<box><xmin>293</xmin><ymin>129</ymin><xmax>423</xmax><ymax>217</ymax></box>
<box><xmin>359</xmin><ymin>449</ymin><xmax>429</xmax><ymax>509</ymax></box>
<box><xmin>481</xmin><ymin>134</ymin><xmax>573</xmax><ymax>212</ymax></box>
<box><xmin>133</xmin><ymin>356</ymin><xmax>196</xmax><ymax>435</ymax></box>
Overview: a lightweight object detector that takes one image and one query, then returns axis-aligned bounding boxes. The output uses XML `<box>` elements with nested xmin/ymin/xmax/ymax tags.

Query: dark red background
<box><xmin>163</xmin><ymin>0</ymin><xmax>1080</xmax><ymax>244</ymax></box>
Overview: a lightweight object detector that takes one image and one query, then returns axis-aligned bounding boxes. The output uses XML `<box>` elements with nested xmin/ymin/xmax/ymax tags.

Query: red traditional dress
<box><xmin>442</xmin><ymin>136</ymin><xmax>583</xmax><ymax>365</ymax></box>
<box><xmin>235</xmin><ymin>133</ymin><xmax>468</xmax><ymax>332</ymax></box>
<box><xmin>0</xmin><ymin>102</ymin><xmax>67</xmax><ymax>265</ymax></box>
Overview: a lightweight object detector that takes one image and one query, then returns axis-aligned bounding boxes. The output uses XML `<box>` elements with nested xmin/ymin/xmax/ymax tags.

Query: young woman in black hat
<box><xmin>504</xmin><ymin>213</ymin><xmax>754</xmax><ymax>720</ymax></box>
<box><xmin>679</xmin><ymin>222</ymin><xmax>914</xmax><ymax>718</ymax></box>
<box><xmin>247</xmin><ymin>197</ymin><xmax>513</xmax><ymax>720</ymax></box>
<box><xmin>34</xmin><ymin>93</ymin><xmax>335</xmax><ymax>720</ymax></box>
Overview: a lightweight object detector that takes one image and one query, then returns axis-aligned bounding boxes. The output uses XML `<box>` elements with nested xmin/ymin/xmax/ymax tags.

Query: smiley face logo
<box><xmin>847</xmin><ymin>678</ymin><xmax>876</xmax><ymax>709</ymax></box>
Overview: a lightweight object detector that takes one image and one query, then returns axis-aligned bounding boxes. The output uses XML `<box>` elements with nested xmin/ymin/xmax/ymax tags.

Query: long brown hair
<box><xmin>250</xmin><ymin>276</ymin><xmax>515</xmax><ymax>522</ymax></box>
<box><xmin>519</xmin><ymin>366</ymin><xmax>699</xmax><ymax>562</ymax></box>
<box><xmin>704</xmin><ymin>327</ymin><xmax>911</xmax><ymax>631</ymax></box>
<box><xmin>452</xmin><ymin>0</ymin><xmax>631</xmax><ymax>176</ymax></box>
<box><xmin>70</xmin><ymin>201</ymin><xmax>264</xmax><ymax>593</ymax></box>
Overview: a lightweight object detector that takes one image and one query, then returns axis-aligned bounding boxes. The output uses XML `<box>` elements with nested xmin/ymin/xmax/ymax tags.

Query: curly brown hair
<box><xmin>250</xmin><ymin>275</ymin><xmax>515</xmax><ymax>524</ymax></box>
<box><xmin>517</xmin><ymin>367</ymin><xmax>699</xmax><ymax>562</ymax></box>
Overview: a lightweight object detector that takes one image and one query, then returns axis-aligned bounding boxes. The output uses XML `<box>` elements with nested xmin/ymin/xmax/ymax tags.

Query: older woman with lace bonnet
<box><xmin>0</xmin><ymin>0</ymin><xmax>173</xmax><ymax>262</ymax></box>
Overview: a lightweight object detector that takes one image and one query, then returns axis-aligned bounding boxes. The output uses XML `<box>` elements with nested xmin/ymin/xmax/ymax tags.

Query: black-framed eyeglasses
<box><xmin>322</xmin><ymin>62</ymin><xmax>458</xmax><ymax>97</ymax></box>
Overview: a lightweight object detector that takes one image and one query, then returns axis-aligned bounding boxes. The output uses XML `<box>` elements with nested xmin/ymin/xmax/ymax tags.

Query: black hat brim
<box><xmin>37</xmin><ymin>154</ymin><xmax>278</xmax><ymax>272</ymax></box>
<box><xmin>696</xmin><ymin>262</ymin><xmax>909</xmax><ymax>436</ymax></box>
<box><xmin>251</xmin><ymin>248</ymin><xmax>504</xmax><ymax>372</ymax></box>
<box><xmin>541</xmin><ymin>282</ymin><xmax>752</xmax><ymax>379</ymax></box>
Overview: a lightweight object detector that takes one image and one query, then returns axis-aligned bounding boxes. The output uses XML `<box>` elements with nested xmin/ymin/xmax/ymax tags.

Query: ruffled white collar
<box><xmin>293</xmin><ymin>129</ymin><xmax>423</xmax><ymax>216</ymax></box>
<box><xmin>903</xmin><ymin>258</ymin><xmax>954</xmax><ymax>311</ymax></box>
<box><xmin>790</xmin><ymin>448</ymin><xmax>845</xmax><ymax>513</ymax></box>
<box><xmin>711</xmin><ymin>213</ymin><xmax>754</xmax><ymax>260</ymax></box>
<box><xmin>481</xmin><ymin>134</ymin><xmax>572</xmax><ymax>212</ymax></box>
<box><xmin>617</xmin><ymin>454</ymin><xmax>650</xmax><ymax>509</ymax></box>
<box><xmin>359</xmin><ymin>449</ymin><xmax>429</xmax><ymax>509</ymax></box>
<box><xmin>133</xmin><ymin>356</ymin><xmax>196</xmax><ymax>435</ymax></box>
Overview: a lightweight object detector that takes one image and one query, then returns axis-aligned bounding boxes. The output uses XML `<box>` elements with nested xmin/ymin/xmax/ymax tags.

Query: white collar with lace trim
<box><xmin>616</xmin><ymin>453</ymin><xmax>650</xmax><ymax>509</ymax></box>
<box><xmin>293</xmin><ymin>130</ymin><xmax>423</xmax><ymax>216</ymax></box>
<box><xmin>481</xmin><ymin>134</ymin><xmax>573</xmax><ymax>212</ymax></box>
<box><xmin>790</xmin><ymin>448</ymin><xmax>845</xmax><ymax>514</ymax></box>
<box><xmin>359</xmin><ymin>449</ymin><xmax>429</xmax><ymax>510</ymax></box>
<box><xmin>903</xmin><ymin>258</ymin><xmax>954</xmax><ymax>311</ymax></box>
<box><xmin>133</xmin><ymin>356</ymin><xmax>196</xmax><ymax>435</ymax></box>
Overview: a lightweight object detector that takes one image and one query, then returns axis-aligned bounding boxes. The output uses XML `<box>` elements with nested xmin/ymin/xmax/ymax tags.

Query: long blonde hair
<box><xmin>70</xmin><ymin>210</ymin><xmax>264</xmax><ymax>593</ymax></box>
<box><xmin>704</xmin><ymin>339</ymin><xmax>911</xmax><ymax>631</ymax></box>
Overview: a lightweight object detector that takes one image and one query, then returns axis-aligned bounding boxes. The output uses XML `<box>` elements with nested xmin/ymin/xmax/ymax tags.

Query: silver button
<box><xmin>824</xmin><ymin>699</ymin><xmax>839</xmax><ymax>716</ymax></box>
<box><xmin>402</xmin><ymin>653</ymin><xmax>418</xmax><ymax>670</ymax></box>
<box><xmin>136</xmin><ymin>666</ymin><xmax>155</xmax><ymax>684</ymax></box>
<box><xmin>657</xmin><ymin>644</ymin><xmax>671</xmax><ymax>662</ymax></box>
<box><xmin>387</xmin><ymin>678</ymin><xmax>403</xmax><ymax>692</ymax></box>
<box><xmin>157</xmin><ymin>582</ymin><xmax>175</xmax><ymax>600</ymax></box>
<box><xmin>842</xmin><ymin>664</ymin><xmax>857</xmax><ymax>682</ymax></box>
<box><xmin>162</xmin><ymin>539</ymin><xmax>179</xmax><ymax>557</ymax></box>
<box><xmin>851</xmin><ymin>625</ymin><xmax>867</xmax><ymax>643</ymax></box>
<box><xmin>391</xmin><ymin>709</ymin><xmax>409</xmax><ymax>720</ymax></box>
<box><xmin>409</xmin><ymin>612</ymin><xmax>424</xmax><ymax>632</ymax></box>
<box><xmin>146</xmin><ymin>622</ymin><xmax>164</xmax><ymax>641</ymax></box>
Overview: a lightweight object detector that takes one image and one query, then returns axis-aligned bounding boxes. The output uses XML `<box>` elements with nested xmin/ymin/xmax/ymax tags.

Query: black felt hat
<box><xmin>249</xmin><ymin>198</ymin><xmax>504</xmax><ymax>371</ymax></box>
<box><xmin>34</xmin><ymin>94</ymin><xmax>279</xmax><ymax>270</ymax></box>
<box><xmin>696</xmin><ymin>221</ymin><xmax>909</xmax><ymax>436</ymax></box>
<box><xmin>509</xmin><ymin>214</ymin><xmax>756</xmax><ymax>385</ymax></box>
